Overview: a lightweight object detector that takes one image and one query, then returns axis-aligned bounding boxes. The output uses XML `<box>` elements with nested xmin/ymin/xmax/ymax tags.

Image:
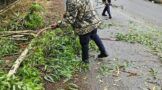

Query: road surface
<box><xmin>113</xmin><ymin>0</ymin><xmax>162</xmax><ymax>26</ymax></box>
<box><xmin>81</xmin><ymin>0</ymin><xmax>162</xmax><ymax>90</ymax></box>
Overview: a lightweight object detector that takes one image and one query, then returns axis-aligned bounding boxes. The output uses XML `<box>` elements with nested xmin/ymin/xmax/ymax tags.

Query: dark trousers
<box><xmin>102</xmin><ymin>4</ymin><xmax>112</xmax><ymax>18</ymax></box>
<box><xmin>79</xmin><ymin>29</ymin><xmax>106</xmax><ymax>61</ymax></box>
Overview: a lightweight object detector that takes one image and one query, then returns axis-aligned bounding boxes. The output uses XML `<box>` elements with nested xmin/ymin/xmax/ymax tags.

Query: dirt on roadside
<box><xmin>0</xmin><ymin>0</ymin><xmax>65</xmax><ymax>28</ymax></box>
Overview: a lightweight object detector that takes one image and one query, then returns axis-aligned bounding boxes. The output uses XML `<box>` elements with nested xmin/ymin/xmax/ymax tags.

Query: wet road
<box><xmin>84</xmin><ymin>0</ymin><xmax>162</xmax><ymax>90</ymax></box>
<box><xmin>113</xmin><ymin>0</ymin><xmax>162</xmax><ymax>26</ymax></box>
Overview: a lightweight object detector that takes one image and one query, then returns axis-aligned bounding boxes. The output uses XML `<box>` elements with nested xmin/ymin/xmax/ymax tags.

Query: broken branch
<box><xmin>7</xmin><ymin>26</ymin><xmax>51</xmax><ymax>77</ymax></box>
<box><xmin>0</xmin><ymin>30</ymin><xmax>37</xmax><ymax>35</ymax></box>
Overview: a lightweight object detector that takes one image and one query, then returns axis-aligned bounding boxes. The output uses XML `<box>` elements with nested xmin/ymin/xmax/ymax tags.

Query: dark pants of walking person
<box><xmin>102</xmin><ymin>4</ymin><xmax>112</xmax><ymax>19</ymax></box>
<box><xmin>79</xmin><ymin>29</ymin><xmax>107</xmax><ymax>63</ymax></box>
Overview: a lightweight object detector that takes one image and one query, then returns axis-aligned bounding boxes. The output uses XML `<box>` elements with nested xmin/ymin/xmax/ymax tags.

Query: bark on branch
<box><xmin>0</xmin><ymin>30</ymin><xmax>37</xmax><ymax>34</ymax></box>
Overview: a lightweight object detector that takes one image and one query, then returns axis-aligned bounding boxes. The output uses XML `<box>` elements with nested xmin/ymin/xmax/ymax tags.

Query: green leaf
<box><xmin>44</xmin><ymin>75</ymin><xmax>55</xmax><ymax>83</ymax></box>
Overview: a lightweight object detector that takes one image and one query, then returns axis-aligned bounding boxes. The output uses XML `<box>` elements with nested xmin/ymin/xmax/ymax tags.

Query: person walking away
<box><xmin>102</xmin><ymin>0</ymin><xmax>112</xmax><ymax>19</ymax></box>
<box><xmin>51</xmin><ymin>0</ymin><xmax>108</xmax><ymax>64</ymax></box>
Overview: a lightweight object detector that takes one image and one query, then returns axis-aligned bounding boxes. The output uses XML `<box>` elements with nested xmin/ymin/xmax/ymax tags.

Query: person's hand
<box><xmin>63</xmin><ymin>13</ymin><xmax>67</xmax><ymax>18</ymax></box>
<box><xmin>51</xmin><ymin>22</ymin><xmax>58</xmax><ymax>29</ymax></box>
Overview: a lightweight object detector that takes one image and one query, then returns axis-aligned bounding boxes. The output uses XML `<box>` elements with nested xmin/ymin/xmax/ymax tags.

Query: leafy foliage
<box><xmin>98</xmin><ymin>59</ymin><xmax>130</xmax><ymax>76</ymax></box>
<box><xmin>24</xmin><ymin>3</ymin><xmax>44</xmax><ymax>30</ymax></box>
<box><xmin>0</xmin><ymin>27</ymin><xmax>81</xmax><ymax>89</ymax></box>
<box><xmin>7</xmin><ymin>12</ymin><xmax>25</xmax><ymax>31</ymax></box>
<box><xmin>0</xmin><ymin>69</ymin><xmax>43</xmax><ymax>90</ymax></box>
<box><xmin>0</xmin><ymin>26</ymin><xmax>89</xmax><ymax>89</ymax></box>
<box><xmin>67</xmin><ymin>83</ymin><xmax>79</xmax><ymax>90</ymax></box>
<box><xmin>116</xmin><ymin>33</ymin><xmax>153</xmax><ymax>46</ymax></box>
<box><xmin>28</xmin><ymin>27</ymin><xmax>84</xmax><ymax>82</ymax></box>
<box><xmin>0</xmin><ymin>1</ymin><xmax>94</xmax><ymax>89</ymax></box>
<box><xmin>7</xmin><ymin>3</ymin><xmax>44</xmax><ymax>30</ymax></box>
<box><xmin>24</xmin><ymin>13</ymin><xmax>44</xmax><ymax>30</ymax></box>
<box><xmin>116</xmin><ymin>32</ymin><xmax>162</xmax><ymax>53</ymax></box>
<box><xmin>116</xmin><ymin>22</ymin><xmax>162</xmax><ymax>58</ymax></box>
<box><xmin>29</xmin><ymin>3</ymin><xmax>44</xmax><ymax>13</ymax></box>
<box><xmin>0</xmin><ymin>38</ymin><xmax>18</xmax><ymax>57</ymax></box>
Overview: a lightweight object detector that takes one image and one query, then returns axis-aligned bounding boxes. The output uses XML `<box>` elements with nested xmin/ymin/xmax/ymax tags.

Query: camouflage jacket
<box><xmin>102</xmin><ymin>0</ymin><xmax>111</xmax><ymax>4</ymax></box>
<box><xmin>58</xmin><ymin>0</ymin><xmax>102</xmax><ymax>35</ymax></box>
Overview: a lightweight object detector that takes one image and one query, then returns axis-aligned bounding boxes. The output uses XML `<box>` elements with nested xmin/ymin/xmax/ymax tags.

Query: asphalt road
<box><xmin>113</xmin><ymin>0</ymin><xmax>162</xmax><ymax>26</ymax></box>
<box><xmin>84</xmin><ymin>0</ymin><xmax>162</xmax><ymax>90</ymax></box>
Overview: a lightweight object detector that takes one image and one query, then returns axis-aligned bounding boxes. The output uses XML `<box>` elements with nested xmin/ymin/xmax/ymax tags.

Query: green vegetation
<box><xmin>67</xmin><ymin>83</ymin><xmax>79</xmax><ymax>90</ymax></box>
<box><xmin>98</xmin><ymin>58</ymin><xmax>130</xmax><ymax>76</ymax></box>
<box><xmin>24</xmin><ymin>13</ymin><xmax>44</xmax><ymax>30</ymax></box>
<box><xmin>0</xmin><ymin>73</ymin><xmax>43</xmax><ymax>90</ymax></box>
<box><xmin>29</xmin><ymin>3</ymin><xmax>44</xmax><ymax>12</ymax></box>
<box><xmin>24</xmin><ymin>3</ymin><xmax>44</xmax><ymax>30</ymax></box>
<box><xmin>149</xmin><ymin>68</ymin><xmax>158</xmax><ymax>79</ymax></box>
<box><xmin>29</xmin><ymin>27</ymin><xmax>82</xmax><ymax>83</ymax></box>
<box><xmin>98</xmin><ymin>64</ymin><xmax>113</xmax><ymax>76</ymax></box>
<box><xmin>116</xmin><ymin>22</ymin><xmax>162</xmax><ymax>57</ymax></box>
<box><xmin>0</xmin><ymin>38</ymin><xmax>18</xmax><ymax>58</ymax></box>
<box><xmin>116</xmin><ymin>33</ymin><xmax>153</xmax><ymax>45</ymax></box>
<box><xmin>0</xmin><ymin>2</ymin><xmax>97</xmax><ymax>89</ymax></box>
<box><xmin>7</xmin><ymin>3</ymin><xmax>44</xmax><ymax>30</ymax></box>
<box><xmin>0</xmin><ymin>26</ymin><xmax>90</xmax><ymax>89</ymax></box>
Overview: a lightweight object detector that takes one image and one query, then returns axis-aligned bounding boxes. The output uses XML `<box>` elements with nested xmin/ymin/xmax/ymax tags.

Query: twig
<box><xmin>0</xmin><ymin>30</ymin><xmax>37</xmax><ymax>35</ymax></box>
<box><xmin>0</xmin><ymin>30</ymin><xmax>39</xmax><ymax>38</ymax></box>
<box><xmin>101</xmin><ymin>37</ymin><xmax>116</xmax><ymax>41</ymax></box>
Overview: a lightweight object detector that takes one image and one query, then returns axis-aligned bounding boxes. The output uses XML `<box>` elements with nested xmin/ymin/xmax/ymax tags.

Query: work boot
<box><xmin>98</xmin><ymin>53</ymin><xmax>108</xmax><ymax>58</ymax></box>
<box><xmin>82</xmin><ymin>59</ymin><xmax>89</xmax><ymax>64</ymax></box>
<box><xmin>102</xmin><ymin>14</ymin><xmax>107</xmax><ymax>16</ymax></box>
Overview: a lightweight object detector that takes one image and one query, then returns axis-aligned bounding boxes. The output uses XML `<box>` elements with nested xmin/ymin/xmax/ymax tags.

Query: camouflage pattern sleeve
<box><xmin>102</xmin><ymin>0</ymin><xmax>111</xmax><ymax>4</ymax></box>
<box><xmin>57</xmin><ymin>0</ymin><xmax>102</xmax><ymax>35</ymax></box>
<box><xmin>57</xmin><ymin>0</ymin><xmax>78</xmax><ymax>28</ymax></box>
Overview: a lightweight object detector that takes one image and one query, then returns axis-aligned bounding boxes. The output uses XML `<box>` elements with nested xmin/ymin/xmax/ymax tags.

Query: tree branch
<box><xmin>7</xmin><ymin>26</ymin><xmax>51</xmax><ymax>77</ymax></box>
